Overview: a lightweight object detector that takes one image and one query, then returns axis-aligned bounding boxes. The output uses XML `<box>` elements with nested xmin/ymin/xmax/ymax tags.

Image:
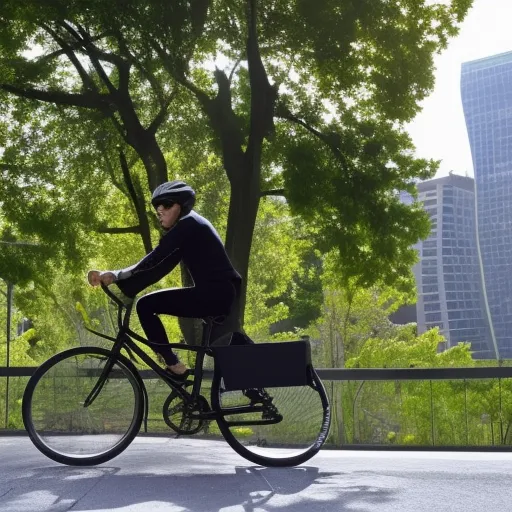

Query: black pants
<box><xmin>136</xmin><ymin>281</ymin><xmax>238</xmax><ymax>365</ymax></box>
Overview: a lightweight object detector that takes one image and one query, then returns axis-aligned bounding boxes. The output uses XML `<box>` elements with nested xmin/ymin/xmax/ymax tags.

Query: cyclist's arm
<box><xmin>88</xmin><ymin>224</ymin><xmax>187</xmax><ymax>293</ymax></box>
<box><xmin>109</xmin><ymin>226</ymin><xmax>187</xmax><ymax>297</ymax></box>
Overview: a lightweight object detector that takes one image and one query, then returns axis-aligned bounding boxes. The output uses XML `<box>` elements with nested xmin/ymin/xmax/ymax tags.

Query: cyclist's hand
<box><xmin>87</xmin><ymin>270</ymin><xmax>116</xmax><ymax>287</ymax></box>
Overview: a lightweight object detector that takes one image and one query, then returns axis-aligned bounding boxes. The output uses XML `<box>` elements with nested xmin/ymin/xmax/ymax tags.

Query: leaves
<box><xmin>0</xmin><ymin>0</ymin><xmax>473</xmax><ymax>343</ymax></box>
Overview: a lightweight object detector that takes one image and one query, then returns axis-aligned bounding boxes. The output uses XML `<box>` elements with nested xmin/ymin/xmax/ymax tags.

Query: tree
<box><xmin>0</xmin><ymin>0</ymin><xmax>473</xmax><ymax>325</ymax></box>
<box><xmin>313</xmin><ymin>251</ymin><xmax>415</xmax><ymax>369</ymax></box>
<box><xmin>308</xmin><ymin>254</ymin><xmax>416</xmax><ymax>445</ymax></box>
<box><xmin>344</xmin><ymin>328</ymin><xmax>476</xmax><ymax>446</ymax></box>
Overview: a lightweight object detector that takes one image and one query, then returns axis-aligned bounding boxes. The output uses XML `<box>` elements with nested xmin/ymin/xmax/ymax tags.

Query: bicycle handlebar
<box><xmin>100</xmin><ymin>282</ymin><xmax>134</xmax><ymax>309</ymax></box>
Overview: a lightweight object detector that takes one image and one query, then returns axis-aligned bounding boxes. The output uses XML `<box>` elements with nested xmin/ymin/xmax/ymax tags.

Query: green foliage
<box><xmin>311</xmin><ymin>250</ymin><xmax>415</xmax><ymax>368</ymax></box>
<box><xmin>339</xmin><ymin>328</ymin><xmax>483</xmax><ymax>446</ymax></box>
<box><xmin>0</xmin><ymin>0</ymin><xmax>475</xmax><ymax>384</ymax></box>
<box><xmin>0</xmin><ymin>0</ymin><xmax>473</xmax><ymax>296</ymax></box>
<box><xmin>244</xmin><ymin>199</ymin><xmax>309</xmax><ymax>339</ymax></box>
<box><xmin>346</xmin><ymin>327</ymin><xmax>473</xmax><ymax>369</ymax></box>
<box><xmin>268</xmin><ymin>244</ymin><xmax>324</xmax><ymax>334</ymax></box>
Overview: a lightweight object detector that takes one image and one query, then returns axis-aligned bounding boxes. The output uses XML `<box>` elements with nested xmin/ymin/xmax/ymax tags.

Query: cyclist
<box><xmin>88</xmin><ymin>180</ymin><xmax>269</xmax><ymax>404</ymax></box>
<box><xmin>88</xmin><ymin>180</ymin><xmax>243</xmax><ymax>372</ymax></box>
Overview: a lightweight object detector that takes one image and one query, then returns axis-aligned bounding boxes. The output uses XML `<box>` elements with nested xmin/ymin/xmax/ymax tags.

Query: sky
<box><xmin>406</xmin><ymin>0</ymin><xmax>512</xmax><ymax>178</ymax></box>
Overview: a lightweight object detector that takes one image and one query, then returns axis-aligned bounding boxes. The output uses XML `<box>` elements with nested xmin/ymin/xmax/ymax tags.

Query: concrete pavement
<box><xmin>2</xmin><ymin>436</ymin><xmax>512</xmax><ymax>511</ymax></box>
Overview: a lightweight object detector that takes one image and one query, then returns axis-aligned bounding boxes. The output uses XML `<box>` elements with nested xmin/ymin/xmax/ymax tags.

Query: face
<box><xmin>156</xmin><ymin>203</ymin><xmax>181</xmax><ymax>230</ymax></box>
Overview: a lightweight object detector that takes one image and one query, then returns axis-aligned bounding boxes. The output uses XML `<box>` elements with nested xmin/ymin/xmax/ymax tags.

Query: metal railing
<box><xmin>3</xmin><ymin>366</ymin><xmax>512</xmax><ymax>449</ymax></box>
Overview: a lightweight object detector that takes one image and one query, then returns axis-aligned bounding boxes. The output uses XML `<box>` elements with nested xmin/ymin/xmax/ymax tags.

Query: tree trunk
<box><xmin>224</xmin><ymin>159</ymin><xmax>261</xmax><ymax>325</ymax></box>
<box><xmin>136</xmin><ymin>133</ymin><xmax>168</xmax><ymax>191</ymax></box>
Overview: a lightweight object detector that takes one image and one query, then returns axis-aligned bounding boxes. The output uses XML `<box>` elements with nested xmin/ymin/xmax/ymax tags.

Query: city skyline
<box><xmin>406</xmin><ymin>0</ymin><xmax>512</xmax><ymax>179</ymax></box>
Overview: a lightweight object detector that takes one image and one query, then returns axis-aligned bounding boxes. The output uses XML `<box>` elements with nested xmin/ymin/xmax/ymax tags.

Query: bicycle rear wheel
<box><xmin>23</xmin><ymin>346</ymin><xmax>144</xmax><ymax>466</ymax></box>
<box><xmin>211</xmin><ymin>369</ymin><xmax>330</xmax><ymax>467</ymax></box>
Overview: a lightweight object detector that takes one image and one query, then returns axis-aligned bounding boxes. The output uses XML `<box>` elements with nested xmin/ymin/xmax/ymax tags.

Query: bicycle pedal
<box><xmin>164</xmin><ymin>368</ymin><xmax>190</xmax><ymax>382</ymax></box>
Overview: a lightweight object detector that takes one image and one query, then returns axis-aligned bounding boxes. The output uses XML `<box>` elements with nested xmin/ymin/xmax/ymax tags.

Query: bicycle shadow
<box><xmin>1</xmin><ymin>462</ymin><xmax>396</xmax><ymax>512</ymax></box>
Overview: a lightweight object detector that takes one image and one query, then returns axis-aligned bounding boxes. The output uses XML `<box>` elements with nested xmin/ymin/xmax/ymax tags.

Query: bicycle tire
<box><xmin>23</xmin><ymin>346</ymin><xmax>144</xmax><ymax>466</ymax></box>
<box><xmin>211</xmin><ymin>368</ymin><xmax>330</xmax><ymax>467</ymax></box>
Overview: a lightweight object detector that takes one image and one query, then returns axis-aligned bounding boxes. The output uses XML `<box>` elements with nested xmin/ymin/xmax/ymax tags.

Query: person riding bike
<box><xmin>88</xmin><ymin>180</ymin><xmax>269</xmax><ymax>404</ymax></box>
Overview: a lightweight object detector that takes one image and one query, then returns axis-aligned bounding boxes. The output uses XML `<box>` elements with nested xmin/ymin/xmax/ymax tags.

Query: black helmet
<box><xmin>151</xmin><ymin>180</ymin><xmax>196</xmax><ymax>216</ymax></box>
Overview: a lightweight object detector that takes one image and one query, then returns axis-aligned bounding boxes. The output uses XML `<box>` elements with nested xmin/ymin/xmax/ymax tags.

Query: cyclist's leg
<box><xmin>136</xmin><ymin>289</ymin><xmax>180</xmax><ymax>366</ymax></box>
<box><xmin>136</xmin><ymin>281</ymin><xmax>237</xmax><ymax>365</ymax></box>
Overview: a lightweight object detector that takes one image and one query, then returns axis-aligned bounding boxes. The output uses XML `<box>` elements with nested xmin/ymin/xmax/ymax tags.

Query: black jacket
<box><xmin>114</xmin><ymin>211</ymin><xmax>241</xmax><ymax>298</ymax></box>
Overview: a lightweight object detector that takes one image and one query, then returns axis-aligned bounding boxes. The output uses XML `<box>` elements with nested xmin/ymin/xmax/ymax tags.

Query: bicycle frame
<box><xmin>80</xmin><ymin>284</ymin><xmax>280</xmax><ymax>432</ymax></box>
<box><xmin>80</xmin><ymin>285</ymin><xmax>213</xmax><ymax>426</ymax></box>
<box><xmin>83</xmin><ymin>285</ymin><xmax>271</xmax><ymax>430</ymax></box>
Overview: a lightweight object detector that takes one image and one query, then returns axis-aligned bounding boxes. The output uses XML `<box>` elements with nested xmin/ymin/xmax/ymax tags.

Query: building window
<box><xmin>425</xmin><ymin>313</ymin><xmax>442</xmax><ymax>322</ymax></box>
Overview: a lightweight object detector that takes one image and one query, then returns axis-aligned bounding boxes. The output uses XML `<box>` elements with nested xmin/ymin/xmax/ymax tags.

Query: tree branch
<box><xmin>147</xmin><ymin>90</ymin><xmax>178</xmax><ymax>135</ymax></box>
<box><xmin>0</xmin><ymin>241</ymin><xmax>40</xmax><ymax>246</ymax></box>
<box><xmin>59</xmin><ymin>21</ymin><xmax>125</xmax><ymax>68</ymax></box>
<box><xmin>0</xmin><ymin>84</ymin><xmax>112</xmax><ymax>110</ymax></box>
<box><xmin>32</xmin><ymin>278</ymin><xmax>81</xmax><ymax>332</ymax></box>
<box><xmin>245</xmin><ymin>0</ymin><xmax>277</xmax><ymax>147</ymax></box>
<box><xmin>69</xmin><ymin>23</ymin><xmax>118</xmax><ymax>96</ymax></box>
<box><xmin>276</xmin><ymin>103</ymin><xmax>350</xmax><ymax>167</ymax></box>
<box><xmin>114</xmin><ymin>29</ymin><xmax>165</xmax><ymax>107</ymax></box>
<box><xmin>151</xmin><ymin>40</ymin><xmax>212</xmax><ymax>109</ymax></box>
<box><xmin>260</xmin><ymin>188</ymin><xmax>286</xmax><ymax>197</ymax></box>
<box><xmin>151</xmin><ymin>42</ymin><xmax>244</xmax><ymax>183</ymax></box>
<box><xmin>98</xmin><ymin>141</ymin><xmax>125</xmax><ymax>193</ymax></box>
<box><xmin>96</xmin><ymin>225</ymin><xmax>141</xmax><ymax>234</ymax></box>
<box><xmin>119</xmin><ymin>150</ymin><xmax>153</xmax><ymax>253</ymax></box>
<box><xmin>36</xmin><ymin>33</ymin><xmax>110</xmax><ymax>65</ymax></box>
<box><xmin>228</xmin><ymin>53</ymin><xmax>244</xmax><ymax>84</ymax></box>
<box><xmin>119</xmin><ymin>149</ymin><xmax>142</xmax><ymax>213</ymax></box>
<box><xmin>40</xmin><ymin>23</ymin><xmax>98</xmax><ymax>93</ymax></box>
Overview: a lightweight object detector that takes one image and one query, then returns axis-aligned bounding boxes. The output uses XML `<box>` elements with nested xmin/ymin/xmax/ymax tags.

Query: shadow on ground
<box><xmin>2</xmin><ymin>463</ymin><xmax>396</xmax><ymax>512</ymax></box>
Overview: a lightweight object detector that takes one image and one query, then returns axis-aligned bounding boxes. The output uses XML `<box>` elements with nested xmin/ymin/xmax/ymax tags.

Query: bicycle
<box><xmin>22</xmin><ymin>284</ymin><xmax>331</xmax><ymax>467</ymax></box>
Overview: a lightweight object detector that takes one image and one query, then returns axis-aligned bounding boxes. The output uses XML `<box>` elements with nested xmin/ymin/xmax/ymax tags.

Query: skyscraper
<box><xmin>413</xmin><ymin>175</ymin><xmax>492</xmax><ymax>358</ymax></box>
<box><xmin>461</xmin><ymin>51</ymin><xmax>512</xmax><ymax>359</ymax></box>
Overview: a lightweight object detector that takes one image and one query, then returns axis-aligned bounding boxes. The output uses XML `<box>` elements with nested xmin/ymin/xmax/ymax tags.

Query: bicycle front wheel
<box><xmin>211</xmin><ymin>369</ymin><xmax>330</xmax><ymax>467</ymax></box>
<box><xmin>23</xmin><ymin>346</ymin><xmax>144</xmax><ymax>466</ymax></box>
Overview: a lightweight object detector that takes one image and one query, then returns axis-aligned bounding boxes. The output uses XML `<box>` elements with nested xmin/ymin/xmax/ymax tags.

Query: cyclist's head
<box><xmin>151</xmin><ymin>180</ymin><xmax>196</xmax><ymax>217</ymax></box>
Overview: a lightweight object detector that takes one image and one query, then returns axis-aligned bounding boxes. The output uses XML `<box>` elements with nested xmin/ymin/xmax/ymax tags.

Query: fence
<box><xmin>2</xmin><ymin>366</ymin><xmax>512</xmax><ymax>449</ymax></box>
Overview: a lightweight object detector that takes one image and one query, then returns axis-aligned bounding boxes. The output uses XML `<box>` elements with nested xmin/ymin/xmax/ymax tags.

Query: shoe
<box><xmin>243</xmin><ymin>389</ymin><xmax>282</xmax><ymax>422</ymax></box>
<box><xmin>242</xmin><ymin>388</ymin><xmax>273</xmax><ymax>404</ymax></box>
<box><xmin>165</xmin><ymin>362</ymin><xmax>188</xmax><ymax>381</ymax></box>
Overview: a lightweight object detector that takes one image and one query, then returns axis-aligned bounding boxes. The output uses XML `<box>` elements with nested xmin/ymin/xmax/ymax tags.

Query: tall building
<box><xmin>413</xmin><ymin>175</ymin><xmax>493</xmax><ymax>358</ymax></box>
<box><xmin>461</xmin><ymin>51</ymin><xmax>512</xmax><ymax>359</ymax></box>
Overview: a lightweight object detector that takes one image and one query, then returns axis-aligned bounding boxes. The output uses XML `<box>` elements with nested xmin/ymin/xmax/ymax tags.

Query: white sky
<box><xmin>406</xmin><ymin>0</ymin><xmax>512</xmax><ymax>178</ymax></box>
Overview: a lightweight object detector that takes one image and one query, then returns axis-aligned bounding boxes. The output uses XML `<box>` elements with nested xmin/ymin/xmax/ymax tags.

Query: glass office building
<box><xmin>413</xmin><ymin>175</ymin><xmax>492</xmax><ymax>357</ymax></box>
<box><xmin>461</xmin><ymin>51</ymin><xmax>512</xmax><ymax>359</ymax></box>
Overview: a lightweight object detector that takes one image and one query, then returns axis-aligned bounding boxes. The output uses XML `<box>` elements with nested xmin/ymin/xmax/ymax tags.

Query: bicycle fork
<box><xmin>83</xmin><ymin>335</ymin><xmax>130</xmax><ymax>408</ymax></box>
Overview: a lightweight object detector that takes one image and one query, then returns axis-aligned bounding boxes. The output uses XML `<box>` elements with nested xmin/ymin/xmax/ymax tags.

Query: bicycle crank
<box><xmin>163</xmin><ymin>383</ymin><xmax>210</xmax><ymax>435</ymax></box>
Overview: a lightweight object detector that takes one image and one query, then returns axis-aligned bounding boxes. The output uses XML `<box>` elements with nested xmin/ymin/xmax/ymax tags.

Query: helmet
<box><xmin>151</xmin><ymin>180</ymin><xmax>196</xmax><ymax>216</ymax></box>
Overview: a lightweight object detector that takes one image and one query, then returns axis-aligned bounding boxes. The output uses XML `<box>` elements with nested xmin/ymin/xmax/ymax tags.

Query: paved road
<box><xmin>2</xmin><ymin>436</ymin><xmax>512</xmax><ymax>511</ymax></box>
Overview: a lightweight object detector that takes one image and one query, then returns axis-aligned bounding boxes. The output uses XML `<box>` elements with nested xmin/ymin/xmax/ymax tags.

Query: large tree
<box><xmin>0</xmin><ymin>0</ymin><xmax>473</xmax><ymax>322</ymax></box>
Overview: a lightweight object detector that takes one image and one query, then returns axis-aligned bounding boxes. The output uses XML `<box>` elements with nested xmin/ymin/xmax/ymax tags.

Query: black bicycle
<box><xmin>22</xmin><ymin>284</ymin><xmax>330</xmax><ymax>467</ymax></box>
